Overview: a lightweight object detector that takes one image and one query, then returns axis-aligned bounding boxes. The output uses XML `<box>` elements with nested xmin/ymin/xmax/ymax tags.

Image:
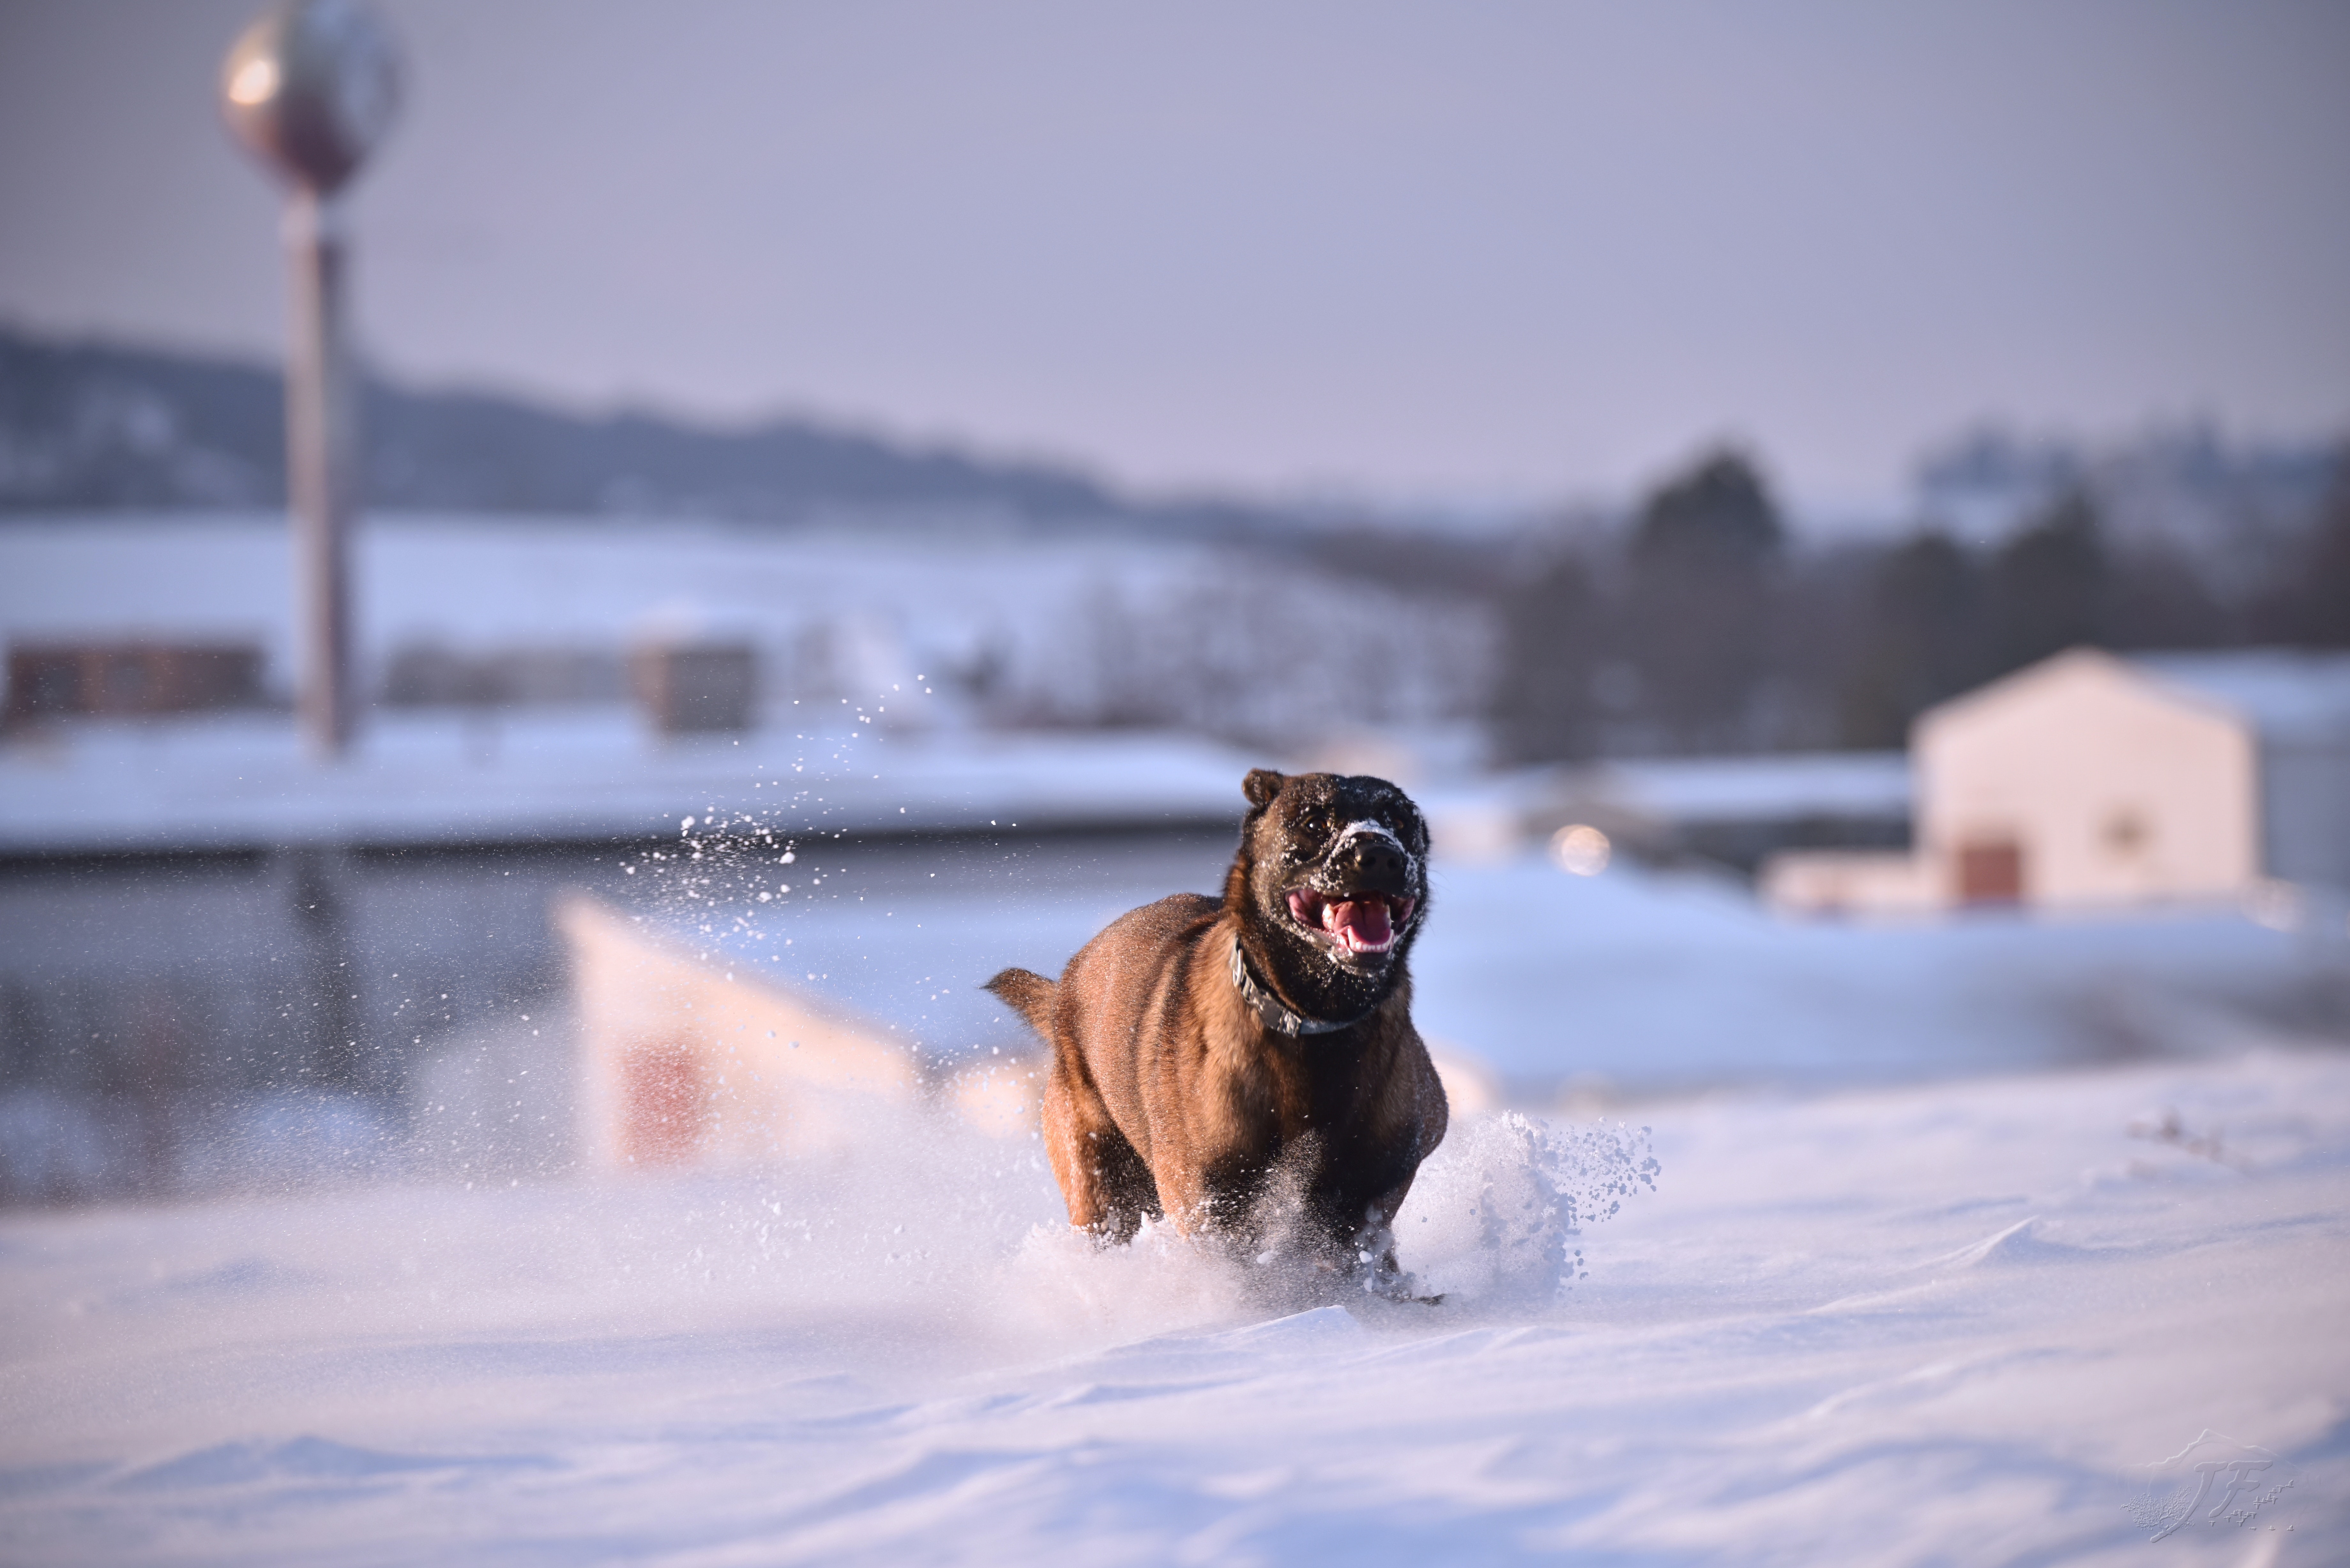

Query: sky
<box><xmin>2</xmin><ymin>1</ymin><xmax>2346</xmax><ymax>516</ymax></box>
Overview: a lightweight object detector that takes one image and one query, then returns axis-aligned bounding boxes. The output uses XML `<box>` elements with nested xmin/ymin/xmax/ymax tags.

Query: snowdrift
<box><xmin>4</xmin><ymin>1049</ymin><xmax>2344</xmax><ymax>1564</ymax></box>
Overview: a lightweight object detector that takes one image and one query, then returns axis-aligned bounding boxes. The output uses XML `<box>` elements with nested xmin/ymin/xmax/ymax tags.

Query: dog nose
<box><xmin>1342</xmin><ymin>837</ymin><xmax>1408</xmax><ymax>886</ymax></box>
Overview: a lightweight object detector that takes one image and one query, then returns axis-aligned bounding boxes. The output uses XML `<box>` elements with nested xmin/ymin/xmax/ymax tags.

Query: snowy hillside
<box><xmin>3</xmin><ymin>1049</ymin><xmax>2342</xmax><ymax>1564</ymax></box>
<box><xmin>4</xmin><ymin>791</ymin><xmax>2345</xmax><ymax>1560</ymax></box>
<box><xmin>0</xmin><ymin>515</ymin><xmax>1493</xmax><ymax>746</ymax></box>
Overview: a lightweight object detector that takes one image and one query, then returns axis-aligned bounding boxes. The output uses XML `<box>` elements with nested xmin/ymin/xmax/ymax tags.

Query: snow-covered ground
<box><xmin>0</xmin><ymin>708</ymin><xmax>1274</xmax><ymax>853</ymax></box>
<box><xmin>1408</xmin><ymin>856</ymin><xmax>2342</xmax><ymax>1095</ymax></box>
<box><xmin>1554</xmin><ymin>750</ymin><xmax>1913</xmax><ymax>826</ymax></box>
<box><xmin>4</xmin><ymin>825</ymin><xmax>2347</xmax><ymax>1561</ymax></box>
<box><xmin>3</xmin><ymin>1046</ymin><xmax>2344</xmax><ymax>1565</ymax></box>
<box><xmin>7</xmin><ymin>512</ymin><xmax>2348</xmax><ymax>1564</ymax></box>
<box><xmin>0</xmin><ymin>513</ymin><xmax>1491</xmax><ymax>744</ymax></box>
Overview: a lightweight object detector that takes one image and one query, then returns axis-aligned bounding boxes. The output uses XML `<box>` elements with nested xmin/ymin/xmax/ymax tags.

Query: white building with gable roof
<box><xmin>1765</xmin><ymin>647</ymin><xmax>2350</xmax><ymax>915</ymax></box>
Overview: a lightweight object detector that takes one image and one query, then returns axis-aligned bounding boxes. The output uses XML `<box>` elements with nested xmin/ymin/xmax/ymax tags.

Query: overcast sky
<box><xmin>3</xmin><ymin>1</ymin><xmax>2345</xmax><ymax>515</ymax></box>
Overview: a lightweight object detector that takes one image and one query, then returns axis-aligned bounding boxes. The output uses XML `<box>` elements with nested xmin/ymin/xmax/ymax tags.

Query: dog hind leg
<box><xmin>1041</xmin><ymin>1062</ymin><xmax>1159</xmax><ymax>1243</ymax></box>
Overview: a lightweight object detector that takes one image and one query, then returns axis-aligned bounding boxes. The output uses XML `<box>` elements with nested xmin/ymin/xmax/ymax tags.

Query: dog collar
<box><xmin>1230</xmin><ymin>937</ymin><xmax>1375</xmax><ymax>1037</ymax></box>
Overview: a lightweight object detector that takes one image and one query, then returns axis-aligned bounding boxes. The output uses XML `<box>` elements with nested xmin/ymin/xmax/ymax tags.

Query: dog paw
<box><xmin>1358</xmin><ymin>1268</ymin><xmax>1443</xmax><ymax>1306</ymax></box>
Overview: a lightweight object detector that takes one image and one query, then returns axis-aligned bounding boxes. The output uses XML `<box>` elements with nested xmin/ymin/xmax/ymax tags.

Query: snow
<box><xmin>2136</xmin><ymin>652</ymin><xmax>2350</xmax><ymax>745</ymax></box>
<box><xmin>3</xmin><ymin>511</ymin><xmax>1192</xmax><ymax>672</ymax></box>
<box><xmin>6</xmin><ymin>513</ymin><xmax>2347</xmax><ymax>1558</ymax></box>
<box><xmin>4</xmin><ymin>821</ymin><xmax>2347</xmax><ymax>1560</ymax></box>
<box><xmin>1554</xmin><ymin>751</ymin><xmax>1912</xmax><ymax>826</ymax></box>
<box><xmin>1405</xmin><ymin>856</ymin><xmax>2339</xmax><ymax>1094</ymax></box>
<box><xmin>4</xmin><ymin>1048</ymin><xmax>2343</xmax><ymax>1564</ymax></box>
<box><xmin>0</xmin><ymin>513</ymin><xmax>1490</xmax><ymax>743</ymax></box>
<box><xmin>0</xmin><ymin>511</ymin><xmax>1501</xmax><ymax>854</ymax></box>
<box><xmin>667</xmin><ymin>838</ymin><xmax>2340</xmax><ymax>1097</ymax></box>
<box><xmin>0</xmin><ymin>712</ymin><xmax>1273</xmax><ymax>853</ymax></box>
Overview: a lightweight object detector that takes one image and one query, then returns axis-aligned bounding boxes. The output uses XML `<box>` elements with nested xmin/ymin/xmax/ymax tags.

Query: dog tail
<box><xmin>984</xmin><ymin>967</ymin><xmax>1058</xmax><ymax>1039</ymax></box>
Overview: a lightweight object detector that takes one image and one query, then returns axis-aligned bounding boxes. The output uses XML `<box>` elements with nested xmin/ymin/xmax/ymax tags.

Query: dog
<box><xmin>987</xmin><ymin>768</ymin><xmax>1447</xmax><ymax>1289</ymax></box>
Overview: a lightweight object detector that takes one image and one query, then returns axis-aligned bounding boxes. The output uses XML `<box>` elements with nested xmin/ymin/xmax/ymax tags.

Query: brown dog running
<box><xmin>987</xmin><ymin>768</ymin><xmax>1447</xmax><ymax>1289</ymax></box>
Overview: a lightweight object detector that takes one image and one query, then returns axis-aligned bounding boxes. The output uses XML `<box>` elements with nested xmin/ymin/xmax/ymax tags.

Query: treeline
<box><xmin>1491</xmin><ymin>444</ymin><xmax>2350</xmax><ymax>761</ymax></box>
<box><xmin>0</xmin><ymin>328</ymin><xmax>1117</xmax><ymax>523</ymax></box>
<box><xmin>0</xmin><ymin>327</ymin><xmax>1335</xmax><ymax>543</ymax></box>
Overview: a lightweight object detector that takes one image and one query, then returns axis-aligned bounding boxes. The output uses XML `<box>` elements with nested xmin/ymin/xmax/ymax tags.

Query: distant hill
<box><xmin>0</xmin><ymin>326</ymin><xmax>1540</xmax><ymax>600</ymax></box>
<box><xmin>0</xmin><ymin>326</ymin><xmax>1137</xmax><ymax>525</ymax></box>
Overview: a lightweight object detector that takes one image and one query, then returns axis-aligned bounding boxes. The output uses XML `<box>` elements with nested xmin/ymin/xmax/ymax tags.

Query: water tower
<box><xmin>220</xmin><ymin>0</ymin><xmax>402</xmax><ymax>757</ymax></box>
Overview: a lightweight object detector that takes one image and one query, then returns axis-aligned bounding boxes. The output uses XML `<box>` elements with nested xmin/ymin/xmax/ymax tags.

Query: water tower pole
<box><xmin>220</xmin><ymin>0</ymin><xmax>401</xmax><ymax>758</ymax></box>
<box><xmin>220</xmin><ymin>2</ymin><xmax>404</xmax><ymax>1099</ymax></box>
<box><xmin>283</xmin><ymin>188</ymin><xmax>356</xmax><ymax>753</ymax></box>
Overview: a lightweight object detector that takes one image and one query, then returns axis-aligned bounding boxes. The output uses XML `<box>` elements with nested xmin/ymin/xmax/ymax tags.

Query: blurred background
<box><xmin>3</xmin><ymin>0</ymin><xmax>2347</xmax><ymax>1204</ymax></box>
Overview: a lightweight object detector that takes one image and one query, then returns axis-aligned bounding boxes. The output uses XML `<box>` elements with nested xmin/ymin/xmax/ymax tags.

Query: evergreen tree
<box><xmin>2275</xmin><ymin>448</ymin><xmax>2350</xmax><ymax>646</ymax></box>
<box><xmin>1838</xmin><ymin>529</ymin><xmax>1987</xmax><ymax>748</ymax></box>
<box><xmin>1490</xmin><ymin>547</ymin><xmax>1606</xmax><ymax>763</ymax></box>
<box><xmin>1622</xmin><ymin>448</ymin><xmax>1784</xmax><ymax>749</ymax></box>
<box><xmin>1987</xmin><ymin>487</ymin><xmax>2108</xmax><ymax>673</ymax></box>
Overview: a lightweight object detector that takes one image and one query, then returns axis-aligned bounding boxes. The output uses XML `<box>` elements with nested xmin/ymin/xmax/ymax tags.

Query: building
<box><xmin>4</xmin><ymin>640</ymin><xmax>266</xmax><ymax>727</ymax></box>
<box><xmin>559</xmin><ymin>896</ymin><xmax>1041</xmax><ymax>1170</ymax></box>
<box><xmin>1765</xmin><ymin>647</ymin><xmax>2350</xmax><ymax>915</ymax></box>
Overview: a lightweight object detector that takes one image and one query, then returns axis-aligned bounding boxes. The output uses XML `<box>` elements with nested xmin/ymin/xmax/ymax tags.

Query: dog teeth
<box><xmin>1289</xmin><ymin>888</ymin><xmax>1411</xmax><ymax>956</ymax></box>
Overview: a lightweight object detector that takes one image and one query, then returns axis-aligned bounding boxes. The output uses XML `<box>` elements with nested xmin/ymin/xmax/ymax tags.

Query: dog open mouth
<box><xmin>1286</xmin><ymin>888</ymin><xmax>1417</xmax><ymax>956</ymax></box>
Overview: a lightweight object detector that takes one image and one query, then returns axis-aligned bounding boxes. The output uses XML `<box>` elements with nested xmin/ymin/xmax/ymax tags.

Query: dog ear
<box><xmin>1242</xmin><ymin>768</ymin><xmax>1287</xmax><ymax>808</ymax></box>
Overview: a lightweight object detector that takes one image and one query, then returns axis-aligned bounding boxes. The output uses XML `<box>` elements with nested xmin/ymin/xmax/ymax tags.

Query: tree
<box><xmin>1490</xmin><ymin>547</ymin><xmax>1606</xmax><ymax>762</ymax></box>
<box><xmin>1621</xmin><ymin>448</ymin><xmax>1785</xmax><ymax>749</ymax></box>
<box><xmin>1987</xmin><ymin>487</ymin><xmax>2108</xmax><ymax>674</ymax></box>
<box><xmin>2106</xmin><ymin>543</ymin><xmax>2231</xmax><ymax>650</ymax></box>
<box><xmin>2263</xmin><ymin>446</ymin><xmax>2350</xmax><ymax>647</ymax></box>
<box><xmin>1838</xmin><ymin>529</ymin><xmax>1988</xmax><ymax>748</ymax></box>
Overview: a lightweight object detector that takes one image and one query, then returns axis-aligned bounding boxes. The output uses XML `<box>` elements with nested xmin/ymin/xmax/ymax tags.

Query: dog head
<box><xmin>1227</xmin><ymin>768</ymin><xmax>1431</xmax><ymax>1024</ymax></box>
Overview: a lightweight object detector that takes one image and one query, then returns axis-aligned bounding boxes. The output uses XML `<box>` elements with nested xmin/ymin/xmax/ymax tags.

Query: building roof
<box><xmin>1918</xmin><ymin>646</ymin><xmax>2350</xmax><ymax>747</ymax></box>
<box><xmin>2132</xmin><ymin>650</ymin><xmax>2350</xmax><ymax>744</ymax></box>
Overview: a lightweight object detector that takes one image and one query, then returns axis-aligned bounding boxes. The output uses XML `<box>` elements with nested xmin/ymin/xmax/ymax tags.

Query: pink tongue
<box><xmin>1327</xmin><ymin>898</ymin><xmax>1393</xmax><ymax>948</ymax></box>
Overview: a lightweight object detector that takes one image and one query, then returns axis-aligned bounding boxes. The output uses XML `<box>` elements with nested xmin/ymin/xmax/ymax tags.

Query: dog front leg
<box><xmin>1353</xmin><ymin>1178</ymin><xmax>1443</xmax><ymax>1302</ymax></box>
